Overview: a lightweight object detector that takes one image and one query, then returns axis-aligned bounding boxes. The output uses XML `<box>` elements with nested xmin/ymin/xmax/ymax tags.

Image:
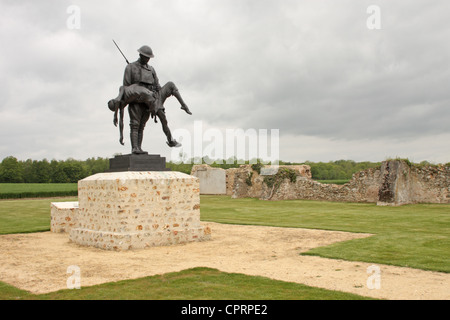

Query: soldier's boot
<box><xmin>158</xmin><ymin>112</ymin><xmax>182</xmax><ymax>148</ymax></box>
<box><xmin>137</xmin><ymin>130</ymin><xmax>148</xmax><ymax>154</ymax></box>
<box><xmin>163</xmin><ymin>125</ymin><xmax>181</xmax><ymax>148</ymax></box>
<box><xmin>130</xmin><ymin>129</ymin><xmax>145</xmax><ymax>154</ymax></box>
<box><xmin>172</xmin><ymin>89</ymin><xmax>192</xmax><ymax>115</ymax></box>
<box><xmin>165</xmin><ymin>131</ymin><xmax>181</xmax><ymax>148</ymax></box>
<box><xmin>166</xmin><ymin>139</ymin><xmax>182</xmax><ymax>148</ymax></box>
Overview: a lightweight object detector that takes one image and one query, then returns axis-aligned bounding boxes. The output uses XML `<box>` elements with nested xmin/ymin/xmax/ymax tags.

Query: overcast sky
<box><xmin>1</xmin><ymin>0</ymin><xmax>449</xmax><ymax>164</ymax></box>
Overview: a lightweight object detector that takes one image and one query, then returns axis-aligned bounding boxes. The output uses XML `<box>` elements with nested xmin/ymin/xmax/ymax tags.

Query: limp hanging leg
<box><xmin>162</xmin><ymin>81</ymin><xmax>192</xmax><ymax>115</ymax></box>
<box><xmin>157</xmin><ymin>109</ymin><xmax>181</xmax><ymax>148</ymax></box>
<box><xmin>173</xmin><ymin>89</ymin><xmax>192</xmax><ymax>115</ymax></box>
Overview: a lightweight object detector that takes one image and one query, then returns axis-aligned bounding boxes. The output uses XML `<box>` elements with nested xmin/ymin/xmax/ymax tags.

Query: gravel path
<box><xmin>0</xmin><ymin>222</ymin><xmax>448</xmax><ymax>299</ymax></box>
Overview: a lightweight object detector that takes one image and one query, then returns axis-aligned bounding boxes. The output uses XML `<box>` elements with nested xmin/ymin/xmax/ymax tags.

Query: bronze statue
<box><xmin>108</xmin><ymin>44</ymin><xmax>192</xmax><ymax>154</ymax></box>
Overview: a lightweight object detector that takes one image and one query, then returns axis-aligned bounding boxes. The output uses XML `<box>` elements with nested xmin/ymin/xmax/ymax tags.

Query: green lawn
<box><xmin>0</xmin><ymin>267</ymin><xmax>373</xmax><ymax>300</ymax></box>
<box><xmin>0</xmin><ymin>183</ymin><xmax>78</xmax><ymax>199</ymax></box>
<box><xmin>0</xmin><ymin>194</ymin><xmax>448</xmax><ymax>300</ymax></box>
<box><xmin>0</xmin><ymin>198</ymin><xmax>77</xmax><ymax>234</ymax></box>
<box><xmin>199</xmin><ymin>196</ymin><xmax>450</xmax><ymax>273</ymax></box>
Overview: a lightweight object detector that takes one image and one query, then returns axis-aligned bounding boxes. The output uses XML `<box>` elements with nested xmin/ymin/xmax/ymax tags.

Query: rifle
<box><xmin>112</xmin><ymin>40</ymin><xmax>127</xmax><ymax>145</ymax></box>
<box><xmin>113</xmin><ymin>39</ymin><xmax>129</xmax><ymax>64</ymax></box>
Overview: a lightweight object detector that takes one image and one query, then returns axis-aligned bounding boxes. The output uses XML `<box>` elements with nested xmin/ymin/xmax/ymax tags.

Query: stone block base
<box><xmin>70</xmin><ymin>226</ymin><xmax>210</xmax><ymax>251</ymax></box>
<box><xmin>50</xmin><ymin>202</ymin><xmax>79</xmax><ymax>233</ymax></box>
<box><xmin>68</xmin><ymin>171</ymin><xmax>211</xmax><ymax>250</ymax></box>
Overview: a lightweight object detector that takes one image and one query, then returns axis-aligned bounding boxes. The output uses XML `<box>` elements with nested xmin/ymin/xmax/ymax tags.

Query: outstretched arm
<box><xmin>119</xmin><ymin>106</ymin><xmax>125</xmax><ymax>145</ymax></box>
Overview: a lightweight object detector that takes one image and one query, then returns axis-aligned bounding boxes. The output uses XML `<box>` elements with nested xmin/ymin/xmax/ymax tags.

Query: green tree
<box><xmin>61</xmin><ymin>159</ymin><xmax>86</xmax><ymax>183</ymax></box>
<box><xmin>33</xmin><ymin>159</ymin><xmax>52</xmax><ymax>183</ymax></box>
<box><xmin>0</xmin><ymin>156</ymin><xmax>24</xmax><ymax>182</ymax></box>
<box><xmin>22</xmin><ymin>159</ymin><xmax>34</xmax><ymax>183</ymax></box>
<box><xmin>84</xmin><ymin>157</ymin><xmax>109</xmax><ymax>176</ymax></box>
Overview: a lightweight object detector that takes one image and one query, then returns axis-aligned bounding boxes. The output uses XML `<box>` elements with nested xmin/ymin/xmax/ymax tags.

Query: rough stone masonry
<box><xmin>194</xmin><ymin>160</ymin><xmax>449</xmax><ymax>205</ymax></box>
<box><xmin>52</xmin><ymin>171</ymin><xmax>211</xmax><ymax>250</ymax></box>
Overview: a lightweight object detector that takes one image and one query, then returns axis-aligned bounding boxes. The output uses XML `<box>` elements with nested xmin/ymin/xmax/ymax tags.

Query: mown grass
<box><xmin>0</xmin><ymin>194</ymin><xmax>448</xmax><ymax>300</ymax></box>
<box><xmin>199</xmin><ymin>196</ymin><xmax>450</xmax><ymax>273</ymax></box>
<box><xmin>0</xmin><ymin>267</ymin><xmax>373</xmax><ymax>300</ymax></box>
<box><xmin>0</xmin><ymin>183</ymin><xmax>78</xmax><ymax>199</ymax></box>
<box><xmin>0</xmin><ymin>196</ymin><xmax>379</xmax><ymax>300</ymax></box>
<box><xmin>0</xmin><ymin>196</ymin><xmax>448</xmax><ymax>272</ymax></box>
<box><xmin>0</xmin><ymin>198</ymin><xmax>77</xmax><ymax>234</ymax></box>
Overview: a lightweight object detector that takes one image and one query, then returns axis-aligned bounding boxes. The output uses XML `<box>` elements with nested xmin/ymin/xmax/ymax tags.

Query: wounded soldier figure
<box><xmin>108</xmin><ymin>45</ymin><xmax>192</xmax><ymax>154</ymax></box>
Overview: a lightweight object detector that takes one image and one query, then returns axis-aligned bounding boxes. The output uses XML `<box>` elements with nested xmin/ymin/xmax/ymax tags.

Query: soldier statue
<box><xmin>108</xmin><ymin>45</ymin><xmax>192</xmax><ymax>154</ymax></box>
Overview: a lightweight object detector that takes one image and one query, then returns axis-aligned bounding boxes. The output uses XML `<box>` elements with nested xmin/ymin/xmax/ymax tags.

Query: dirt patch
<box><xmin>0</xmin><ymin>222</ymin><xmax>448</xmax><ymax>299</ymax></box>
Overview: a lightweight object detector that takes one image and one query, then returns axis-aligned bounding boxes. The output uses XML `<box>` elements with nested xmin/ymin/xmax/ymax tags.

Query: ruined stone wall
<box><xmin>235</xmin><ymin>165</ymin><xmax>381</xmax><ymax>203</ymax></box>
<box><xmin>408</xmin><ymin>164</ymin><xmax>450</xmax><ymax>204</ymax></box>
<box><xmin>377</xmin><ymin>161</ymin><xmax>449</xmax><ymax>206</ymax></box>
<box><xmin>193</xmin><ymin>161</ymin><xmax>448</xmax><ymax>205</ymax></box>
<box><xmin>230</xmin><ymin>165</ymin><xmax>312</xmax><ymax>199</ymax></box>
<box><xmin>226</xmin><ymin>168</ymin><xmax>240</xmax><ymax>196</ymax></box>
<box><xmin>229</xmin><ymin>161</ymin><xmax>449</xmax><ymax>205</ymax></box>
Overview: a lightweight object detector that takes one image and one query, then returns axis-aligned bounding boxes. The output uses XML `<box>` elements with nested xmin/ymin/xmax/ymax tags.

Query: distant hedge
<box><xmin>0</xmin><ymin>191</ymin><xmax>78</xmax><ymax>200</ymax></box>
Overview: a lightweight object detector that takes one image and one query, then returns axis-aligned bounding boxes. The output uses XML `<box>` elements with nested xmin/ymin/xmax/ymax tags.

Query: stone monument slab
<box><xmin>191</xmin><ymin>165</ymin><xmax>227</xmax><ymax>195</ymax></box>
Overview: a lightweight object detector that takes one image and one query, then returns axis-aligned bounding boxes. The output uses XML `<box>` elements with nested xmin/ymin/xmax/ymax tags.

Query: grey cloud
<box><xmin>0</xmin><ymin>0</ymin><xmax>449</xmax><ymax>163</ymax></box>
<box><xmin>199</xmin><ymin>0</ymin><xmax>450</xmax><ymax>141</ymax></box>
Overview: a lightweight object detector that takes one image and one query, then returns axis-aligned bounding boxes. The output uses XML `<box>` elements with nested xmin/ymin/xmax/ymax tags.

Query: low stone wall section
<box><xmin>231</xmin><ymin>165</ymin><xmax>380</xmax><ymax>203</ymax></box>
<box><xmin>50</xmin><ymin>201</ymin><xmax>79</xmax><ymax>233</ymax></box>
<box><xmin>230</xmin><ymin>165</ymin><xmax>312</xmax><ymax>199</ymax></box>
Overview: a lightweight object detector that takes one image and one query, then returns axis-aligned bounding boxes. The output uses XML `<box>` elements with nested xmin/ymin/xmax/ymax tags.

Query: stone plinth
<box><xmin>50</xmin><ymin>202</ymin><xmax>79</xmax><ymax>233</ymax></box>
<box><xmin>69</xmin><ymin>171</ymin><xmax>211</xmax><ymax>251</ymax></box>
<box><xmin>108</xmin><ymin>154</ymin><xmax>170</xmax><ymax>172</ymax></box>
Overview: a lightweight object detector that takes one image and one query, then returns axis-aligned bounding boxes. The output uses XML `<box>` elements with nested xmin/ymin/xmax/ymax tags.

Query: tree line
<box><xmin>0</xmin><ymin>156</ymin><xmax>109</xmax><ymax>183</ymax></box>
<box><xmin>302</xmin><ymin>160</ymin><xmax>381</xmax><ymax>180</ymax></box>
<box><xmin>1</xmin><ymin>155</ymin><xmax>411</xmax><ymax>183</ymax></box>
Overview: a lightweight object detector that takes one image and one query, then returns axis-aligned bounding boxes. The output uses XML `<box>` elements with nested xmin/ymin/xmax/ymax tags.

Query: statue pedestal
<box><xmin>107</xmin><ymin>154</ymin><xmax>170</xmax><ymax>172</ymax></box>
<box><xmin>69</xmin><ymin>171</ymin><xmax>211</xmax><ymax>251</ymax></box>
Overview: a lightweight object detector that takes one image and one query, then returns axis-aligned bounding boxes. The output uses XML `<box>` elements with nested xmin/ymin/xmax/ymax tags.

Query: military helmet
<box><xmin>137</xmin><ymin>45</ymin><xmax>154</xmax><ymax>58</ymax></box>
